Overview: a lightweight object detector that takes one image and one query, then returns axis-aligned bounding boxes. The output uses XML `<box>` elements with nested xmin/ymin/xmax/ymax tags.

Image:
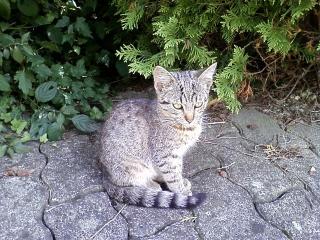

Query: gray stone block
<box><xmin>40</xmin><ymin>135</ymin><xmax>103</xmax><ymax>203</ymax></box>
<box><xmin>287</xmin><ymin>122</ymin><xmax>320</xmax><ymax>154</ymax></box>
<box><xmin>231</xmin><ymin>108</ymin><xmax>284</xmax><ymax>144</ymax></box>
<box><xmin>0</xmin><ymin>177</ymin><xmax>52</xmax><ymax>240</ymax></box>
<box><xmin>184</xmin><ymin>140</ymin><xmax>220</xmax><ymax>178</ymax></box>
<box><xmin>44</xmin><ymin>192</ymin><xmax>127</xmax><ymax>240</ymax></box>
<box><xmin>196</xmin><ymin>121</ymin><xmax>295</xmax><ymax>203</ymax></box>
<box><xmin>257</xmin><ymin>189</ymin><xmax>320</xmax><ymax>239</ymax></box>
<box><xmin>275</xmin><ymin>132</ymin><xmax>320</xmax><ymax>202</ymax></box>
<box><xmin>192</xmin><ymin>170</ymin><xmax>287</xmax><ymax>240</ymax></box>
<box><xmin>115</xmin><ymin>202</ymin><xmax>192</xmax><ymax>238</ymax></box>
<box><xmin>0</xmin><ymin>141</ymin><xmax>45</xmax><ymax>179</ymax></box>
<box><xmin>140</xmin><ymin>222</ymin><xmax>199</xmax><ymax>240</ymax></box>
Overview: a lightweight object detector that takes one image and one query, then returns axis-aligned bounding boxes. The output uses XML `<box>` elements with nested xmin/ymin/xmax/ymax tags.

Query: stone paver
<box><xmin>231</xmin><ymin>108</ymin><xmax>284</xmax><ymax>144</ymax></box>
<box><xmin>44</xmin><ymin>192</ymin><xmax>127</xmax><ymax>240</ymax></box>
<box><xmin>114</xmin><ymin>203</ymin><xmax>192</xmax><ymax>238</ymax></box>
<box><xmin>140</xmin><ymin>222</ymin><xmax>198</xmax><ymax>240</ymax></box>
<box><xmin>197</xmin><ymin>122</ymin><xmax>296</xmax><ymax>203</ymax></box>
<box><xmin>1</xmin><ymin>104</ymin><xmax>320</xmax><ymax>240</ymax></box>
<box><xmin>0</xmin><ymin>141</ymin><xmax>46</xmax><ymax>179</ymax></box>
<box><xmin>285</xmin><ymin>123</ymin><xmax>320</xmax><ymax>198</ymax></box>
<box><xmin>40</xmin><ymin>134</ymin><xmax>103</xmax><ymax>203</ymax></box>
<box><xmin>0</xmin><ymin>177</ymin><xmax>52</xmax><ymax>240</ymax></box>
<box><xmin>275</xmin><ymin>130</ymin><xmax>320</xmax><ymax>203</ymax></box>
<box><xmin>192</xmin><ymin>170</ymin><xmax>287</xmax><ymax>240</ymax></box>
<box><xmin>257</xmin><ymin>189</ymin><xmax>320</xmax><ymax>239</ymax></box>
<box><xmin>288</xmin><ymin>123</ymin><xmax>320</xmax><ymax>154</ymax></box>
<box><xmin>184</xmin><ymin>138</ymin><xmax>220</xmax><ymax>178</ymax></box>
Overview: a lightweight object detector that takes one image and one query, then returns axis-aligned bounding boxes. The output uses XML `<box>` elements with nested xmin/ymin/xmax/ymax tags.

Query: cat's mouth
<box><xmin>172</xmin><ymin>124</ymin><xmax>196</xmax><ymax>131</ymax></box>
<box><xmin>173</xmin><ymin>118</ymin><xmax>200</xmax><ymax>129</ymax></box>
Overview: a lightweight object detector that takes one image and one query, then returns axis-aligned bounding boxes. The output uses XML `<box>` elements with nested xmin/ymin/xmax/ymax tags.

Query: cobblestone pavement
<box><xmin>1</xmin><ymin>106</ymin><xmax>319</xmax><ymax>240</ymax></box>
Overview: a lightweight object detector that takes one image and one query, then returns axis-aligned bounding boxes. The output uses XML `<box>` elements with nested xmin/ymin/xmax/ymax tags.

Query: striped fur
<box><xmin>103</xmin><ymin>177</ymin><xmax>206</xmax><ymax>208</ymax></box>
<box><xmin>100</xmin><ymin>63</ymin><xmax>217</xmax><ymax>208</ymax></box>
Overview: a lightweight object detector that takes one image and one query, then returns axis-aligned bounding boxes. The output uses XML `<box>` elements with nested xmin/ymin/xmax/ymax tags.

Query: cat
<box><xmin>99</xmin><ymin>63</ymin><xmax>217</xmax><ymax>208</ymax></box>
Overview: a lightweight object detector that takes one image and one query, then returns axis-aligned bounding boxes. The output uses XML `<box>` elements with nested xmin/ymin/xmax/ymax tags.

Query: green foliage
<box><xmin>290</xmin><ymin>0</ymin><xmax>318</xmax><ymax>23</ymax></box>
<box><xmin>35</xmin><ymin>81</ymin><xmax>58</xmax><ymax>103</ymax></box>
<box><xmin>120</xmin><ymin>2</ymin><xmax>144</xmax><ymax>30</ymax></box>
<box><xmin>0</xmin><ymin>0</ymin><xmax>11</xmax><ymax>20</ymax></box>
<box><xmin>0</xmin><ymin>73</ymin><xmax>10</xmax><ymax>91</ymax></box>
<box><xmin>0</xmin><ymin>1</ymin><xmax>125</xmax><ymax>156</ymax></box>
<box><xmin>1</xmin><ymin>0</ymin><xmax>319</xmax><ymax>157</ymax></box>
<box><xmin>113</xmin><ymin>0</ymin><xmax>320</xmax><ymax>112</ymax></box>
<box><xmin>215</xmin><ymin>47</ymin><xmax>248</xmax><ymax>112</ymax></box>
<box><xmin>256</xmin><ymin>22</ymin><xmax>291</xmax><ymax>55</ymax></box>
<box><xmin>71</xmin><ymin>114</ymin><xmax>97</xmax><ymax>133</ymax></box>
<box><xmin>116</xmin><ymin>1</ymin><xmax>218</xmax><ymax>77</ymax></box>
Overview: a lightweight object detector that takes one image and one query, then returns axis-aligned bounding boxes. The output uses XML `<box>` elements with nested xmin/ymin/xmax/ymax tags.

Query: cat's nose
<box><xmin>184</xmin><ymin>112</ymin><xmax>194</xmax><ymax>123</ymax></box>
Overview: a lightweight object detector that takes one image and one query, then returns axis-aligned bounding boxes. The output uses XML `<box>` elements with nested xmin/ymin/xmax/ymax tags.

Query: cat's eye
<box><xmin>172</xmin><ymin>103</ymin><xmax>183</xmax><ymax>109</ymax></box>
<box><xmin>194</xmin><ymin>102</ymin><xmax>203</xmax><ymax>108</ymax></box>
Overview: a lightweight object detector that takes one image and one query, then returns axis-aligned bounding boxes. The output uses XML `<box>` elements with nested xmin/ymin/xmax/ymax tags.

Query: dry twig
<box><xmin>88</xmin><ymin>204</ymin><xmax>127</xmax><ymax>240</ymax></box>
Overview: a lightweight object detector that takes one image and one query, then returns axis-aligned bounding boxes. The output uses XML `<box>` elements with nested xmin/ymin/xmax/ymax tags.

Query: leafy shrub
<box><xmin>0</xmin><ymin>0</ymin><xmax>126</xmax><ymax>157</ymax></box>
<box><xmin>114</xmin><ymin>0</ymin><xmax>320</xmax><ymax>112</ymax></box>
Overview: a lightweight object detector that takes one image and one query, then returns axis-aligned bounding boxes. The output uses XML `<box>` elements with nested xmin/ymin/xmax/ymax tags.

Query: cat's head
<box><xmin>153</xmin><ymin>63</ymin><xmax>217</xmax><ymax>127</ymax></box>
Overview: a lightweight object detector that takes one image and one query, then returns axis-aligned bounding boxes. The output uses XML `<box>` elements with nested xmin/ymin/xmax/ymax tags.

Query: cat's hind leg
<box><xmin>113</xmin><ymin>160</ymin><xmax>162</xmax><ymax>190</ymax></box>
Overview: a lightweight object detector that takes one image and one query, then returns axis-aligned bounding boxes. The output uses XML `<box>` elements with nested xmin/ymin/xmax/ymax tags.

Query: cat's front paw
<box><xmin>183</xmin><ymin>178</ymin><xmax>193</xmax><ymax>196</ymax></box>
<box><xmin>167</xmin><ymin>181</ymin><xmax>192</xmax><ymax>196</ymax></box>
<box><xmin>183</xmin><ymin>178</ymin><xmax>192</xmax><ymax>191</ymax></box>
<box><xmin>184</xmin><ymin>189</ymin><xmax>192</xmax><ymax>196</ymax></box>
<box><xmin>179</xmin><ymin>180</ymin><xmax>192</xmax><ymax>196</ymax></box>
<box><xmin>178</xmin><ymin>186</ymin><xmax>192</xmax><ymax>196</ymax></box>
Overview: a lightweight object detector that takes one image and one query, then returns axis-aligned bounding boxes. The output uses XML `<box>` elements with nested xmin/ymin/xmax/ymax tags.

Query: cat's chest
<box><xmin>173</xmin><ymin>125</ymin><xmax>202</xmax><ymax>156</ymax></box>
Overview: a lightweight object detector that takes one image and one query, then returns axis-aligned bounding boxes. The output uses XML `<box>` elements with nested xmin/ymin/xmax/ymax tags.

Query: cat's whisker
<box><xmin>204</xmin><ymin>121</ymin><xmax>226</xmax><ymax>125</ymax></box>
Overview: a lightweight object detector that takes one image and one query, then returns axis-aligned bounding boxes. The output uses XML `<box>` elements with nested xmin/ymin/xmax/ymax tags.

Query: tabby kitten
<box><xmin>100</xmin><ymin>63</ymin><xmax>217</xmax><ymax>208</ymax></box>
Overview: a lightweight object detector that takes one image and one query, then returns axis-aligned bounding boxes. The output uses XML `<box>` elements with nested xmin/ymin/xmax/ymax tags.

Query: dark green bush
<box><xmin>0</xmin><ymin>0</ymin><xmax>127</xmax><ymax>157</ymax></box>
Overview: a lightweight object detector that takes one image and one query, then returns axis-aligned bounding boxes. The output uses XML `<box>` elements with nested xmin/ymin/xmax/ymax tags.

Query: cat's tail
<box><xmin>103</xmin><ymin>180</ymin><xmax>206</xmax><ymax>209</ymax></box>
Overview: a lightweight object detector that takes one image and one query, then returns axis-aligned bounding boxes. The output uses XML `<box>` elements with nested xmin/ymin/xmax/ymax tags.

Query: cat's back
<box><xmin>101</xmin><ymin>98</ymin><xmax>156</xmax><ymax>146</ymax></box>
<box><xmin>108</xmin><ymin>97</ymin><xmax>154</xmax><ymax>119</ymax></box>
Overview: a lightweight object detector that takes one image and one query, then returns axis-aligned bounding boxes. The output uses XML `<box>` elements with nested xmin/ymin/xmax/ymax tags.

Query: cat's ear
<box><xmin>198</xmin><ymin>63</ymin><xmax>217</xmax><ymax>91</ymax></box>
<box><xmin>153</xmin><ymin>66</ymin><xmax>175</xmax><ymax>93</ymax></box>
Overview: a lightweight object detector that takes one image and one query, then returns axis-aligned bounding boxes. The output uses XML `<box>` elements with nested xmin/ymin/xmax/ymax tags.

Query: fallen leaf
<box><xmin>4</xmin><ymin>167</ymin><xmax>33</xmax><ymax>177</ymax></box>
<box><xmin>218</xmin><ymin>170</ymin><xmax>228</xmax><ymax>178</ymax></box>
<box><xmin>309</xmin><ymin>166</ymin><xmax>316</xmax><ymax>176</ymax></box>
<box><xmin>246</xmin><ymin>124</ymin><xmax>258</xmax><ymax>130</ymax></box>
